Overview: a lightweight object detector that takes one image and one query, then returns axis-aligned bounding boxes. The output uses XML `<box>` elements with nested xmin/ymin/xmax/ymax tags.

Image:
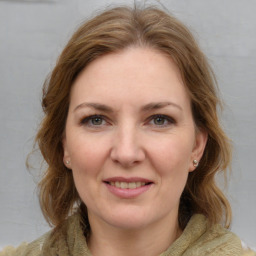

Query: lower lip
<box><xmin>104</xmin><ymin>183</ymin><xmax>153</xmax><ymax>199</ymax></box>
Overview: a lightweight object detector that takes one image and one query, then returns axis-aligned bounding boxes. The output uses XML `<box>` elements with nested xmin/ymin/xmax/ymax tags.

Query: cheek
<box><xmin>68</xmin><ymin>137</ymin><xmax>109</xmax><ymax>203</ymax></box>
<box><xmin>68</xmin><ymin>134</ymin><xmax>109</xmax><ymax>176</ymax></box>
<box><xmin>151</xmin><ymin>137</ymin><xmax>192</xmax><ymax>206</ymax></box>
<box><xmin>149</xmin><ymin>135</ymin><xmax>193</xmax><ymax>175</ymax></box>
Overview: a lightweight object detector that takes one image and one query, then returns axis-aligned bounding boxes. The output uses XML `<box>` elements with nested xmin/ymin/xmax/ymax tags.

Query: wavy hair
<box><xmin>34</xmin><ymin>5</ymin><xmax>232</xmax><ymax>230</ymax></box>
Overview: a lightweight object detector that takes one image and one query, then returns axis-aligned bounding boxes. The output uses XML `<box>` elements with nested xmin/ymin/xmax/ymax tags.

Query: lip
<box><xmin>103</xmin><ymin>177</ymin><xmax>154</xmax><ymax>199</ymax></box>
<box><xmin>104</xmin><ymin>176</ymin><xmax>153</xmax><ymax>183</ymax></box>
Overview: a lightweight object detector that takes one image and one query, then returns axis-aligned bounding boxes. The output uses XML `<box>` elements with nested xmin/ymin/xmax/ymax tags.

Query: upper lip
<box><xmin>103</xmin><ymin>177</ymin><xmax>154</xmax><ymax>183</ymax></box>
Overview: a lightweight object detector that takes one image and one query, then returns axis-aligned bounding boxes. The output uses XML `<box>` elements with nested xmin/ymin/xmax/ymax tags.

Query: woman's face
<box><xmin>63</xmin><ymin>47</ymin><xmax>207</xmax><ymax>231</ymax></box>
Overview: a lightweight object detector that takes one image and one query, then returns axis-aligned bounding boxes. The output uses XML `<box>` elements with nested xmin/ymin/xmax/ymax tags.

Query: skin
<box><xmin>63</xmin><ymin>47</ymin><xmax>207</xmax><ymax>256</ymax></box>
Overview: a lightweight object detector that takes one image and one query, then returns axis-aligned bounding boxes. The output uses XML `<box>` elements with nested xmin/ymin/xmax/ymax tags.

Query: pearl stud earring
<box><xmin>193</xmin><ymin>159</ymin><xmax>199</xmax><ymax>167</ymax></box>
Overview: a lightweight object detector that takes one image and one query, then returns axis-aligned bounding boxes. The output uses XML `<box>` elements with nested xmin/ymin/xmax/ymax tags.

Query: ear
<box><xmin>189</xmin><ymin>128</ymin><xmax>208</xmax><ymax>172</ymax></box>
<box><xmin>62</xmin><ymin>135</ymin><xmax>71</xmax><ymax>169</ymax></box>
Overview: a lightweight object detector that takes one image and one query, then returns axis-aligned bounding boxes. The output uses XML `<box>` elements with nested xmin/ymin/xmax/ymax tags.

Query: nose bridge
<box><xmin>119</xmin><ymin>122</ymin><xmax>137</xmax><ymax>152</ymax></box>
<box><xmin>110</xmin><ymin>120</ymin><xmax>144</xmax><ymax>166</ymax></box>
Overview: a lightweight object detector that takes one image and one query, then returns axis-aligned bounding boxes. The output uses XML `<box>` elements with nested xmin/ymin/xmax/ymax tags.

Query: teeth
<box><xmin>120</xmin><ymin>182</ymin><xmax>127</xmax><ymax>189</ymax></box>
<box><xmin>136</xmin><ymin>182</ymin><xmax>141</xmax><ymax>187</ymax></box>
<box><xmin>128</xmin><ymin>182</ymin><xmax>136</xmax><ymax>189</ymax></box>
<box><xmin>109</xmin><ymin>181</ymin><xmax>147</xmax><ymax>189</ymax></box>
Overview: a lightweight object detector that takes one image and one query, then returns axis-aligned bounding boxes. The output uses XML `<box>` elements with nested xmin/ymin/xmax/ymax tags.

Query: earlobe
<box><xmin>62</xmin><ymin>136</ymin><xmax>71</xmax><ymax>169</ymax></box>
<box><xmin>192</xmin><ymin>159</ymin><xmax>199</xmax><ymax>168</ymax></box>
<box><xmin>189</xmin><ymin>129</ymin><xmax>208</xmax><ymax>172</ymax></box>
<box><xmin>64</xmin><ymin>160</ymin><xmax>71</xmax><ymax>169</ymax></box>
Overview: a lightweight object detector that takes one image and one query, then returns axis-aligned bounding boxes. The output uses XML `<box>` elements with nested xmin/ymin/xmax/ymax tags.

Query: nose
<box><xmin>110</xmin><ymin>124</ymin><xmax>145</xmax><ymax>168</ymax></box>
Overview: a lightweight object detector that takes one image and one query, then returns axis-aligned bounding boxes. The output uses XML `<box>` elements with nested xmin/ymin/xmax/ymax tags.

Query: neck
<box><xmin>87</xmin><ymin>213</ymin><xmax>182</xmax><ymax>256</ymax></box>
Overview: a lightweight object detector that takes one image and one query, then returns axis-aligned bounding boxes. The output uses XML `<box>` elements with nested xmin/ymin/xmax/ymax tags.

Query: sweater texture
<box><xmin>1</xmin><ymin>213</ymin><xmax>255</xmax><ymax>256</ymax></box>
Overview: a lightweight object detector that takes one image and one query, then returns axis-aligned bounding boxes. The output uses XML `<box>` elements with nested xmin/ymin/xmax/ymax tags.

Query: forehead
<box><xmin>70</xmin><ymin>47</ymin><xmax>190</xmax><ymax>110</ymax></box>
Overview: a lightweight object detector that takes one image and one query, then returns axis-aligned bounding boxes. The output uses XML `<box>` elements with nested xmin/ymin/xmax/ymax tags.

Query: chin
<box><xmin>107</xmin><ymin>216</ymin><xmax>151</xmax><ymax>230</ymax></box>
<box><xmin>100</xmin><ymin>207</ymin><xmax>159</xmax><ymax>231</ymax></box>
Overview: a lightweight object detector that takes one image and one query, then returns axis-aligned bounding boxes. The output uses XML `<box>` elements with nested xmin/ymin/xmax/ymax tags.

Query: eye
<box><xmin>153</xmin><ymin>116</ymin><xmax>167</xmax><ymax>125</ymax></box>
<box><xmin>148</xmin><ymin>114</ymin><xmax>175</xmax><ymax>127</ymax></box>
<box><xmin>90</xmin><ymin>116</ymin><xmax>104</xmax><ymax>125</ymax></box>
<box><xmin>81</xmin><ymin>115</ymin><xmax>107</xmax><ymax>127</ymax></box>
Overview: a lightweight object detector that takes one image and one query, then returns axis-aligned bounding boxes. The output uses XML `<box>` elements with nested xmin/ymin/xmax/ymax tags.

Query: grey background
<box><xmin>0</xmin><ymin>0</ymin><xmax>255</xmax><ymax>250</ymax></box>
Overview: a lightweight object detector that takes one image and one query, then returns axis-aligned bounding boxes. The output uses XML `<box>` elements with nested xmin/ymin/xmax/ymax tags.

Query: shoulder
<box><xmin>243</xmin><ymin>250</ymin><xmax>256</xmax><ymax>256</ymax></box>
<box><xmin>241</xmin><ymin>242</ymin><xmax>256</xmax><ymax>256</ymax></box>
<box><xmin>0</xmin><ymin>231</ymin><xmax>50</xmax><ymax>256</ymax></box>
<box><xmin>199</xmin><ymin>225</ymin><xmax>241</xmax><ymax>255</ymax></box>
<box><xmin>181</xmin><ymin>214</ymin><xmax>255</xmax><ymax>256</ymax></box>
<box><xmin>0</xmin><ymin>213</ymin><xmax>87</xmax><ymax>256</ymax></box>
<box><xmin>201</xmin><ymin>222</ymin><xmax>255</xmax><ymax>256</ymax></box>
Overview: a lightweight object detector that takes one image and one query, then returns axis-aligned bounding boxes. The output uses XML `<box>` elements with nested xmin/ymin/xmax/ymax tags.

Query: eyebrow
<box><xmin>141</xmin><ymin>102</ymin><xmax>183</xmax><ymax>112</ymax></box>
<box><xmin>73</xmin><ymin>101</ymin><xmax>182</xmax><ymax>113</ymax></box>
<box><xmin>73</xmin><ymin>102</ymin><xmax>114</xmax><ymax>113</ymax></box>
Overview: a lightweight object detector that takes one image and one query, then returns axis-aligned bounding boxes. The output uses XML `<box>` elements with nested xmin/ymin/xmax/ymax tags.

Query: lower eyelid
<box><xmin>80</xmin><ymin>115</ymin><xmax>175</xmax><ymax>127</ymax></box>
<box><xmin>80</xmin><ymin>115</ymin><xmax>104</xmax><ymax>125</ymax></box>
<box><xmin>149</xmin><ymin>115</ymin><xmax>175</xmax><ymax>124</ymax></box>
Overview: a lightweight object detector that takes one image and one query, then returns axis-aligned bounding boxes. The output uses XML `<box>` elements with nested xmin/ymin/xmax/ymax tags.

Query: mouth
<box><xmin>103</xmin><ymin>177</ymin><xmax>154</xmax><ymax>198</ymax></box>
<box><xmin>104</xmin><ymin>181</ymin><xmax>153</xmax><ymax>189</ymax></box>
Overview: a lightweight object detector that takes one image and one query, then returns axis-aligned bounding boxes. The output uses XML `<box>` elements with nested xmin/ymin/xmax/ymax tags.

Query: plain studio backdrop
<box><xmin>0</xmin><ymin>0</ymin><xmax>255</xmax><ymax>250</ymax></box>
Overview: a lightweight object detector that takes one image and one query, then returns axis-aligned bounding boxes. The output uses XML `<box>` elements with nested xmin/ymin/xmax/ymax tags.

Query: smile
<box><xmin>103</xmin><ymin>177</ymin><xmax>153</xmax><ymax>198</ymax></box>
<box><xmin>108</xmin><ymin>181</ymin><xmax>148</xmax><ymax>189</ymax></box>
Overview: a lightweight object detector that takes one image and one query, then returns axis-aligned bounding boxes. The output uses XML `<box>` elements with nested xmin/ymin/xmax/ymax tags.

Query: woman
<box><xmin>1</xmin><ymin>5</ymin><xmax>255</xmax><ymax>256</ymax></box>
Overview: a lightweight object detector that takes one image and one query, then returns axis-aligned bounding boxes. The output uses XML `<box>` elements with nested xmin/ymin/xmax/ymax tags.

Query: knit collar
<box><xmin>42</xmin><ymin>213</ymin><xmax>242</xmax><ymax>256</ymax></box>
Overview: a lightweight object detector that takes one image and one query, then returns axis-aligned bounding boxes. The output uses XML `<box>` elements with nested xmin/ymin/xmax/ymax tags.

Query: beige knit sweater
<box><xmin>1</xmin><ymin>214</ymin><xmax>255</xmax><ymax>256</ymax></box>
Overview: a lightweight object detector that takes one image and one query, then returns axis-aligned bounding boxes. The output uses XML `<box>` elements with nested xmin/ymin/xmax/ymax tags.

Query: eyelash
<box><xmin>80</xmin><ymin>114</ymin><xmax>176</xmax><ymax>128</ymax></box>
<box><xmin>80</xmin><ymin>115</ymin><xmax>107</xmax><ymax>127</ymax></box>
<box><xmin>147</xmin><ymin>114</ymin><xmax>176</xmax><ymax>127</ymax></box>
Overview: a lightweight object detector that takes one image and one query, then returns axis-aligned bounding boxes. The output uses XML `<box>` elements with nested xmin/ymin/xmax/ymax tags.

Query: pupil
<box><xmin>154</xmin><ymin>117</ymin><xmax>164</xmax><ymax>125</ymax></box>
<box><xmin>92</xmin><ymin>117</ymin><xmax>102</xmax><ymax>125</ymax></box>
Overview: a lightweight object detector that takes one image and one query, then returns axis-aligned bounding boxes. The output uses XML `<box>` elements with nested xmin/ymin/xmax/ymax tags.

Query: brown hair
<box><xmin>34</xmin><ymin>5</ymin><xmax>232</xmax><ymax>230</ymax></box>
